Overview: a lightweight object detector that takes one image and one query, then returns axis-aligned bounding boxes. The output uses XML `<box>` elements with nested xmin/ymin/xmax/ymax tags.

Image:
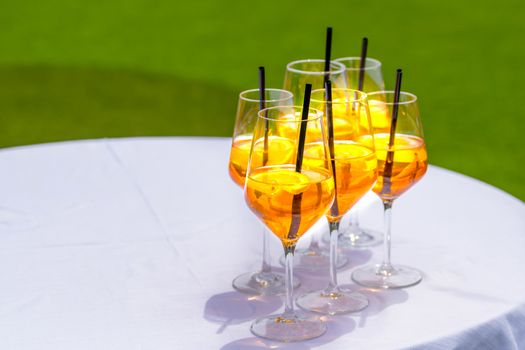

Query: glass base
<box><xmin>250</xmin><ymin>312</ymin><xmax>326</xmax><ymax>342</ymax></box>
<box><xmin>336</xmin><ymin>224</ymin><xmax>383</xmax><ymax>249</ymax></box>
<box><xmin>232</xmin><ymin>271</ymin><xmax>300</xmax><ymax>296</ymax></box>
<box><xmin>296</xmin><ymin>288</ymin><xmax>368</xmax><ymax>315</ymax></box>
<box><xmin>279</xmin><ymin>247</ymin><xmax>347</xmax><ymax>271</ymax></box>
<box><xmin>352</xmin><ymin>264</ymin><xmax>422</xmax><ymax>289</ymax></box>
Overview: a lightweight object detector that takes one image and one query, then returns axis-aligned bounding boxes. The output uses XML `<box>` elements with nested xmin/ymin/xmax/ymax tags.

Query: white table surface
<box><xmin>0</xmin><ymin>137</ymin><xmax>524</xmax><ymax>350</ymax></box>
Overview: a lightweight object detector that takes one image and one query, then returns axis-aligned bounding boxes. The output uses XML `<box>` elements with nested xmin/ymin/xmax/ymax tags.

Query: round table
<box><xmin>0</xmin><ymin>137</ymin><xmax>524</xmax><ymax>350</ymax></box>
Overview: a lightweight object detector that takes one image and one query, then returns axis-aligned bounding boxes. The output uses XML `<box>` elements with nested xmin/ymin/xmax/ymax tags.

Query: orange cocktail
<box><xmin>229</xmin><ymin>135</ymin><xmax>295</xmax><ymax>187</ymax></box>
<box><xmin>303</xmin><ymin>141</ymin><xmax>377</xmax><ymax>222</ymax></box>
<box><xmin>373</xmin><ymin>133</ymin><xmax>427</xmax><ymax>200</ymax></box>
<box><xmin>245</xmin><ymin>165</ymin><xmax>334</xmax><ymax>248</ymax></box>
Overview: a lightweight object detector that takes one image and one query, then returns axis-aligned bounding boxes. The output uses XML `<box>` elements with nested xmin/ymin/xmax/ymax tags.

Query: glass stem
<box><xmin>380</xmin><ymin>199</ymin><xmax>394</xmax><ymax>272</ymax></box>
<box><xmin>328</xmin><ymin>221</ymin><xmax>340</xmax><ymax>290</ymax></box>
<box><xmin>283</xmin><ymin>244</ymin><xmax>296</xmax><ymax>315</ymax></box>
<box><xmin>261</xmin><ymin>227</ymin><xmax>272</xmax><ymax>274</ymax></box>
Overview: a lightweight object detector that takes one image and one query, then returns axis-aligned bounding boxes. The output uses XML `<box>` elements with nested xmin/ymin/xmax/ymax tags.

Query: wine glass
<box><xmin>296</xmin><ymin>87</ymin><xmax>377</xmax><ymax>315</ymax></box>
<box><xmin>335</xmin><ymin>57</ymin><xmax>385</xmax><ymax>92</ymax></box>
<box><xmin>352</xmin><ymin>91</ymin><xmax>428</xmax><ymax>289</ymax></box>
<box><xmin>334</xmin><ymin>56</ymin><xmax>385</xmax><ymax>249</ymax></box>
<box><xmin>228</xmin><ymin>88</ymin><xmax>300</xmax><ymax>295</ymax></box>
<box><xmin>246</xmin><ymin>105</ymin><xmax>335</xmax><ymax>342</ymax></box>
<box><xmin>281</xmin><ymin>59</ymin><xmax>348</xmax><ymax>270</ymax></box>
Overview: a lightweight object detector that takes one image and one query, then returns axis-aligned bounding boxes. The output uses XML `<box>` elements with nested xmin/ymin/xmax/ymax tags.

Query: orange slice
<box><xmin>249</xmin><ymin>169</ymin><xmax>310</xmax><ymax>195</ymax></box>
<box><xmin>252</xmin><ymin>136</ymin><xmax>295</xmax><ymax>166</ymax></box>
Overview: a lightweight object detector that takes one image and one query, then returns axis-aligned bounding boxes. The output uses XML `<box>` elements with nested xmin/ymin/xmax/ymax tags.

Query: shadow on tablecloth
<box><xmin>350</xmin><ymin>286</ymin><xmax>410</xmax><ymax>328</ymax></box>
<box><xmin>291</xmin><ymin>249</ymin><xmax>374</xmax><ymax>292</ymax></box>
<box><xmin>219</xmin><ymin>316</ymin><xmax>356</xmax><ymax>350</ymax></box>
<box><xmin>205</xmin><ymin>247</ymin><xmax>409</xmax><ymax>348</ymax></box>
<box><xmin>215</xmin><ymin>286</ymin><xmax>409</xmax><ymax>349</ymax></box>
<box><xmin>204</xmin><ymin>291</ymin><xmax>282</xmax><ymax>334</ymax></box>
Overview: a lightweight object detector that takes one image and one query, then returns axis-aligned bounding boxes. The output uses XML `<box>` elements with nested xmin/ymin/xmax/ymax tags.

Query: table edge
<box><xmin>0</xmin><ymin>136</ymin><xmax>523</xmax><ymax>207</ymax></box>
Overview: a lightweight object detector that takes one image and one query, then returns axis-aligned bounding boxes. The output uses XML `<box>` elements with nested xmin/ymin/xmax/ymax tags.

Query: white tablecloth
<box><xmin>0</xmin><ymin>137</ymin><xmax>524</xmax><ymax>350</ymax></box>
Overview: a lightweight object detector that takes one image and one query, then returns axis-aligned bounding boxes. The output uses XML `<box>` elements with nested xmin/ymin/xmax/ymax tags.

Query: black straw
<box><xmin>324</xmin><ymin>27</ymin><xmax>333</xmax><ymax>83</ymax></box>
<box><xmin>325</xmin><ymin>80</ymin><xmax>335</xmax><ymax>160</ymax></box>
<box><xmin>258</xmin><ymin>66</ymin><xmax>266</xmax><ymax>111</ymax></box>
<box><xmin>388</xmin><ymin>69</ymin><xmax>403</xmax><ymax>150</ymax></box>
<box><xmin>358</xmin><ymin>37</ymin><xmax>368</xmax><ymax>91</ymax></box>
<box><xmin>295</xmin><ymin>83</ymin><xmax>312</xmax><ymax>172</ymax></box>
<box><xmin>382</xmin><ymin>69</ymin><xmax>403</xmax><ymax>195</ymax></box>
<box><xmin>259</xmin><ymin>66</ymin><xmax>269</xmax><ymax>165</ymax></box>
<box><xmin>325</xmin><ymin>80</ymin><xmax>339</xmax><ymax>218</ymax></box>
<box><xmin>288</xmin><ymin>83</ymin><xmax>312</xmax><ymax>240</ymax></box>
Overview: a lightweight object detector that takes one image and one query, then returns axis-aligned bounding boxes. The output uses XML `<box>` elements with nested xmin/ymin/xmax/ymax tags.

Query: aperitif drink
<box><xmin>228</xmin><ymin>136</ymin><xmax>252</xmax><ymax>187</ymax></box>
<box><xmin>246</xmin><ymin>104</ymin><xmax>334</xmax><ymax>342</ymax></box>
<box><xmin>245</xmin><ymin>165</ymin><xmax>334</xmax><ymax>248</ymax></box>
<box><xmin>352</xmin><ymin>89</ymin><xmax>428</xmax><ymax>289</ymax></box>
<box><xmin>228</xmin><ymin>88</ymin><xmax>294</xmax><ymax>296</ymax></box>
<box><xmin>228</xmin><ymin>135</ymin><xmax>294</xmax><ymax>187</ymax></box>
<box><xmin>303</xmin><ymin>141</ymin><xmax>377</xmax><ymax>222</ymax></box>
<box><xmin>333</xmin><ymin>57</ymin><xmax>387</xmax><ymax>249</ymax></box>
<box><xmin>296</xmin><ymin>87</ymin><xmax>375</xmax><ymax>315</ymax></box>
<box><xmin>373</xmin><ymin>133</ymin><xmax>427</xmax><ymax>200</ymax></box>
<box><xmin>277</xmin><ymin>111</ymin><xmax>356</xmax><ymax>141</ymax></box>
<box><xmin>368</xmin><ymin>100</ymin><xmax>391</xmax><ymax>132</ymax></box>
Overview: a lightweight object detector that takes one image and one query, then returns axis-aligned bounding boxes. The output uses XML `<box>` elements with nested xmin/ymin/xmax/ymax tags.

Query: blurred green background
<box><xmin>0</xmin><ymin>0</ymin><xmax>524</xmax><ymax>200</ymax></box>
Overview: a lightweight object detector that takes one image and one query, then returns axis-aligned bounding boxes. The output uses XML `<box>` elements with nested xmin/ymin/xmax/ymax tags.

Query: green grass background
<box><xmin>0</xmin><ymin>0</ymin><xmax>524</xmax><ymax>200</ymax></box>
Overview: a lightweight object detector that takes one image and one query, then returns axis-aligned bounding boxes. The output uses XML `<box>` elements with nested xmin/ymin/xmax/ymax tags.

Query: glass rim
<box><xmin>334</xmin><ymin>57</ymin><xmax>382</xmax><ymax>71</ymax></box>
<box><xmin>257</xmin><ymin>105</ymin><xmax>323</xmax><ymax>122</ymax></box>
<box><xmin>311</xmin><ymin>88</ymin><xmax>368</xmax><ymax>103</ymax></box>
<box><xmin>286</xmin><ymin>59</ymin><xmax>346</xmax><ymax>75</ymax></box>
<box><xmin>239</xmin><ymin>88</ymin><xmax>294</xmax><ymax>103</ymax></box>
<box><xmin>367</xmin><ymin>91</ymin><xmax>418</xmax><ymax>105</ymax></box>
